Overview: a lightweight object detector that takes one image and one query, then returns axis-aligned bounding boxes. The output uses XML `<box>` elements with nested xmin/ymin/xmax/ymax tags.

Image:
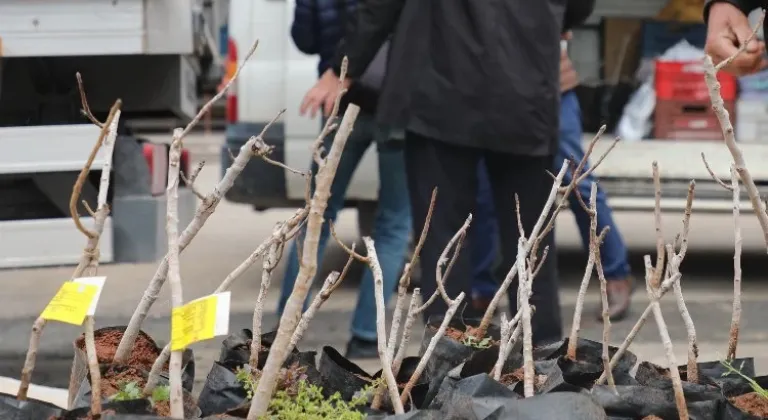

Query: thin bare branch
<box><xmin>701</xmin><ymin>153</ymin><xmax>734</xmax><ymax>191</ymax></box>
<box><xmin>727</xmin><ymin>165</ymin><xmax>743</xmax><ymax>360</ymax></box>
<box><xmin>76</xmin><ymin>72</ymin><xmax>105</xmax><ymax>128</ymax></box>
<box><xmin>330</xmin><ymin>221</ymin><xmax>369</xmax><ymax>262</ymax></box>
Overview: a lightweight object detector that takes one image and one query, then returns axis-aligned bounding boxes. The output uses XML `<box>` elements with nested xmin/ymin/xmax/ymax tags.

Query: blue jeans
<box><xmin>471</xmin><ymin>158</ymin><xmax>499</xmax><ymax>298</ymax></box>
<box><xmin>472</xmin><ymin>91</ymin><xmax>630</xmax><ymax>297</ymax></box>
<box><xmin>277</xmin><ymin>113</ymin><xmax>412</xmax><ymax>341</ymax></box>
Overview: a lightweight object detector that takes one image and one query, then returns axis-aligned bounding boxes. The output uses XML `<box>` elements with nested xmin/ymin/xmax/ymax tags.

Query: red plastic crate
<box><xmin>655</xmin><ymin>60</ymin><xmax>736</xmax><ymax>102</ymax></box>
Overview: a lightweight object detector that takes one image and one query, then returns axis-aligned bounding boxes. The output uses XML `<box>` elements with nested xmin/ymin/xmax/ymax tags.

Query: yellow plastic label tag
<box><xmin>40</xmin><ymin>282</ymin><xmax>99</xmax><ymax>325</ymax></box>
<box><xmin>171</xmin><ymin>292</ymin><xmax>231</xmax><ymax>351</ymax></box>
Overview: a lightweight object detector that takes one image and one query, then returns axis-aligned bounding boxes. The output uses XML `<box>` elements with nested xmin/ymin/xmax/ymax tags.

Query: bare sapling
<box><xmin>250</xmin><ymin>241</ymin><xmax>280</xmax><ymax>370</ymax></box>
<box><xmin>470</xmin><ymin>126</ymin><xmax>620</xmax><ymax>339</ymax></box>
<box><xmin>247</xmin><ymin>60</ymin><xmax>358</xmax><ymax>419</ymax></box>
<box><xmin>17</xmin><ymin>89</ymin><xmax>121</xmax><ymax>412</ymax></box>
<box><xmin>703</xmin><ymin>157</ymin><xmax>743</xmax><ymax>360</ymax></box>
<box><xmin>289</xmin><ymin>252</ymin><xmax>354</xmax><ymax>351</ymax></box>
<box><xmin>517</xmin><ymin>238</ymin><xmax>535</xmax><ymax>397</ymax></box>
<box><xmin>114</xmin><ymin>39</ymin><xmax>266</xmax><ymax>363</ymax></box>
<box><xmin>491</xmin><ymin>312</ymin><xmax>523</xmax><ymax>381</ymax></box>
<box><xmin>361</xmin><ymin>237</ymin><xmax>406</xmax><ymax>414</ymax></box>
<box><xmin>165</xmin><ymin>129</ymin><xmax>185</xmax><ymax>418</ymax></box>
<box><xmin>567</xmin><ymin>183</ymin><xmax>600</xmax><ymax>360</ymax></box>
<box><xmin>703</xmin><ymin>10</ymin><xmax>768</xmax><ymax>251</ymax></box>
<box><xmin>651</xmin><ymin>162</ymin><xmax>665</xmax><ymax>289</ymax></box>
<box><xmin>387</xmin><ymin>189</ymin><xmax>437</xmax><ymax>362</ymax></box>
<box><xmin>595</xmin><ymin>238</ymin><xmax>616</xmax><ymax>392</ymax></box>
<box><xmin>728</xmin><ymin>166</ymin><xmax>742</xmax><ymax>360</ymax></box>
<box><xmin>398</xmin><ymin>218</ymin><xmax>472</xmax><ymax>406</ymax></box>
<box><xmin>645</xmin><ymin>256</ymin><xmax>689</xmax><ymax>420</ymax></box>
<box><xmin>144</xmin><ymin>173</ymin><xmax>308</xmax><ymax>396</ymax></box>
<box><xmin>665</xmin><ymin>180</ymin><xmax>698</xmax><ymax>383</ymax></box>
<box><xmin>596</xmin><ymin>175</ymin><xmax>695</xmax><ymax>385</ymax></box>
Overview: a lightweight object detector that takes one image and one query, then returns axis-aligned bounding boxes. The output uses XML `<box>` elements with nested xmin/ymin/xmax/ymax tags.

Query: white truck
<box><xmin>221</xmin><ymin>0</ymin><xmax>768</xmax><ymax>254</ymax></box>
<box><xmin>0</xmin><ymin>0</ymin><xmax>226</xmax><ymax>268</ymax></box>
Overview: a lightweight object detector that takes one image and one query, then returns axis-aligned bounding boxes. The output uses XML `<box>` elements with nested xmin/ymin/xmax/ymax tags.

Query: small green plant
<box><xmin>265</xmin><ymin>380</ymin><xmax>367</xmax><ymax>419</ymax></box>
<box><xmin>110</xmin><ymin>381</ymin><xmax>170</xmax><ymax>407</ymax></box>
<box><xmin>721</xmin><ymin>359</ymin><xmax>768</xmax><ymax>400</ymax></box>
<box><xmin>150</xmin><ymin>385</ymin><xmax>170</xmax><ymax>407</ymax></box>
<box><xmin>462</xmin><ymin>335</ymin><xmax>492</xmax><ymax>349</ymax></box>
<box><xmin>235</xmin><ymin>366</ymin><xmax>259</xmax><ymax>400</ymax></box>
<box><xmin>111</xmin><ymin>381</ymin><xmax>142</xmax><ymax>401</ymax></box>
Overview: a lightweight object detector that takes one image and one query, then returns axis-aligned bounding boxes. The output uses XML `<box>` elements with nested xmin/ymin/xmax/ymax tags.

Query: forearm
<box><xmin>331</xmin><ymin>0</ymin><xmax>405</xmax><ymax>78</ymax></box>
<box><xmin>704</xmin><ymin>0</ymin><xmax>762</xmax><ymax>21</ymax></box>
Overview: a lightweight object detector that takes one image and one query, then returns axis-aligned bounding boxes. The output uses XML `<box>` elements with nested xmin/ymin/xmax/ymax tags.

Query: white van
<box><xmin>221</xmin><ymin>0</ymin><xmax>768</xmax><ymax>252</ymax></box>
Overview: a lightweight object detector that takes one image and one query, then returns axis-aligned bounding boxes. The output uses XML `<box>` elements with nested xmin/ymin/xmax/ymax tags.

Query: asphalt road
<box><xmin>1</xmin><ymin>133</ymin><xmax>767</xmax><ymax>393</ymax></box>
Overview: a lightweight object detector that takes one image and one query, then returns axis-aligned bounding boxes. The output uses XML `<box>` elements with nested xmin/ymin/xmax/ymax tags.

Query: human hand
<box><xmin>300</xmin><ymin>69</ymin><xmax>351</xmax><ymax>118</ymax></box>
<box><xmin>705</xmin><ymin>2</ymin><xmax>768</xmax><ymax>76</ymax></box>
<box><xmin>561</xmin><ymin>31</ymin><xmax>573</xmax><ymax>41</ymax></box>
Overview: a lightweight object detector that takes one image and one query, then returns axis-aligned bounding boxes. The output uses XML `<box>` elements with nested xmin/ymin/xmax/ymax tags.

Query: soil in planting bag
<box><xmin>508</xmin><ymin>359</ymin><xmax>586</xmax><ymax>395</ymax></box>
<box><xmin>372</xmin><ymin>356</ymin><xmax>430</xmax><ymax>410</ymax></box>
<box><xmin>0</xmin><ymin>392</ymin><xmax>65</xmax><ymax>420</ymax></box>
<box><xmin>71</xmin><ymin>364</ymin><xmax>200</xmax><ymax>418</ymax></box>
<box><xmin>721</xmin><ymin>374</ymin><xmax>768</xmax><ymax>419</ymax></box>
<box><xmin>53</xmin><ymin>399</ymin><xmax>153</xmax><ymax>419</ymax></box>
<box><xmin>592</xmin><ymin>383</ymin><xmax>723</xmax><ymax>420</ymax></box>
<box><xmin>318</xmin><ymin>346</ymin><xmax>374</xmax><ymax>401</ymax></box>
<box><xmin>70</xmin><ymin>326</ymin><xmax>195</xmax><ymax>406</ymax></box>
<box><xmin>197</xmin><ymin>351</ymin><xmax>318</xmax><ymax>417</ymax></box>
<box><xmin>636</xmin><ymin>359</ymin><xmax>755</xmax><ymax>389</ymax></box>
<box><xmin>419</xmin><ymin>316</ymin><xmax>502</xmax><ymax>409</ymax></box>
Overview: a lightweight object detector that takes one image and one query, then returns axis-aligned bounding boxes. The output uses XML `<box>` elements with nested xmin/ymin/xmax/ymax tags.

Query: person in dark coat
<box><xmin>302</xmin><ymin>0</ymin><xmax>594</xmax><ymax>345</ymax></box>
<box><xmin>284</xmin><ymin>0</ymin><xmax>412</xmax><ymax>359</ymax></box>
<box><xmin>704</xmin><ymin>0</ymin><xmax>767</xmax><ymax>75</ymax></box>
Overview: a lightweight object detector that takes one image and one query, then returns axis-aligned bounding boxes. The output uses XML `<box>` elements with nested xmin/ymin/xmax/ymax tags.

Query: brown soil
<box><xmin>76</xmin><ymin>329</ymin><xmax>160</xmax><ymax>370</ymax></box>
<box><xmin>100</xmin><ymin>366</ymin><xmax>147</xmax><ymax>397</ymax></box>
<box><xmin>730</xmin><ymin>392</ymin><xmax>768</xmax><ymax>417</ymax></box>
<box><xmin>152</xmin><ymin>392</ymin><xmax>197</xmax><ymax>417</ymax></box>
<box><xmin>499</xmin><ymin>368</ymin><xmax>525</xmax><ymax>386</ymax></box>
<box><xmin>642</xmin><ymin>416</ymin><xmax>663</xmax><ymax>420</ymax></box>
<box><xmin>432</xmin><ymin>325</ymin><xmax>499</xmax><ymax>348</ymax></box>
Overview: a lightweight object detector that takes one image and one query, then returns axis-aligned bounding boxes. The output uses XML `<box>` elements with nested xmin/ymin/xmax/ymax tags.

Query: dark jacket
<box><xmin>330</xmin><ymin>0</ymin><xmax>575</xmax><ymax>156</ymax></box>
<box><xmin>704</xmin><ymin>0</ymin><xmax>763</xmax><ymax>19</ymax></box>
<box><xmin>291</xmin><ymin>0</ymin><xmax>354</xmax><ymax>75</ymax></box>
<box><xmin>291</xmin><ymin>0</ymin><xmax>381</xmax><ymax>113</ymax></box>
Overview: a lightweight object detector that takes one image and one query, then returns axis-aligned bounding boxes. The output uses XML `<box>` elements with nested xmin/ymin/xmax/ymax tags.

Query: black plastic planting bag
<box><xmin>366</xmin><ymin>409</ymin><xmax>442</xmax><ymax>419</ymax></box>
<box><xmin>53</xmin><ymin>399</ymin><xmax>154</xmax><ymax>419</ymax></box>
<box><xmin>71</xmin><ymin>363</ymin><xmax>198</xmax><ymax>417</ymax></box>
<box><xmin>219</xmin><ymin>329</ymin><xmax>284</xmax><ymax>369</ymax></box>
<box><xmin>0</xmin><ymin>392</ymin><xmax>65</xmax><ymax>420</ymax></box>
<box><xmin>420</xmin><ymin>316</ymin><xmax>502</xmax><ymax>408</ymax></box>
<box><xmin>460</xmin><ymin>345</ymin><xmax>523</xmax><ymax>379</ymax></box>
<box><xmin>535</xmin><ymin>338</ymin><xmax>637</xmax><ymax>374</ymax></box>
<box><xmin>372</xmin><ymin>356</ymin><xmax>430</xmax><ymax>410</ymax></box>
<box><xmin>197</xmin><ymin>350</ymin><xmax>318</xmax><ymax>417</ymax></box>
<box><xmin>592</xmin><ymin>382</ymin><xmax>723</xmax><ymax>420</ymax></box>
<box><xmin>69</xmin><ymin>326</ymin><xmax>195</xmax><ymax>404</ymax></box>
<box><xmin>430</xmin><ymin>373</ymin><xmax>605</xmax><ymax>419</ymax></box>
<box><xmin>721</xmin><ymin>375</ymin><xmax>768</xmax><ymax>419</ymax></box>
<box><xmin>318</xmin><ymin>346</ymin><xmax>373</xmax><ymax>401</ymax></box>
<box><xmin>636</xmin><ymin>359</ymin><xmax>755</xmax><ymax>389</ymax></box>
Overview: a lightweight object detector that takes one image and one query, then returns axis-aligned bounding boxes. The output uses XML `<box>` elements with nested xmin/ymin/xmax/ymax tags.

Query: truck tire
<box><xmin>113</xmin><ymin>135</ymin><xmax>151</xmax><ymax>197</ymax></box>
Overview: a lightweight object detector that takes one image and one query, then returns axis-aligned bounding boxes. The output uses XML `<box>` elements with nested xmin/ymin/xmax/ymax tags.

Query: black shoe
<box><xmin>345</xmin><ymin>337</ymin><xmax>379</xmax><ymax>359</ymax></box>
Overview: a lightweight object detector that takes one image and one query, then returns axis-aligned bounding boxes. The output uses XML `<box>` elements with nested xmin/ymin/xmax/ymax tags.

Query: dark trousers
<box><xmin>404</xmin><ymin>131</ymin><xmax>562</xmax><ymax>345</ymax></box>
